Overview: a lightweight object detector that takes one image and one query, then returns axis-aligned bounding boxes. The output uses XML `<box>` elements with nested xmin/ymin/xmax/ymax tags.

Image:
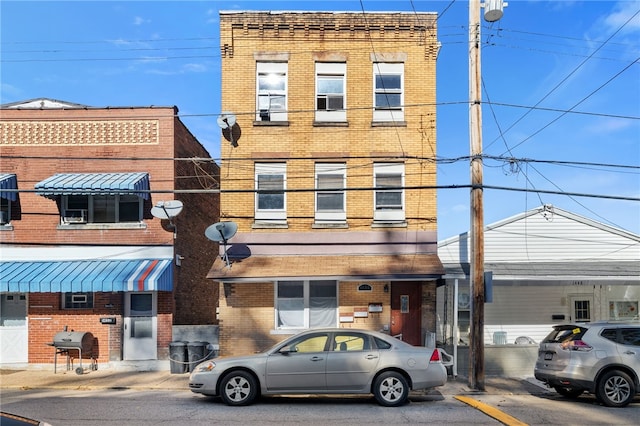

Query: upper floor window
<box><xmin>0</xmin><ymin>197</ymin><xmax>10</xmax><ymax>226</ymax></box>
<box><xmin>373</xmin><ymin>163</ymin><xmax>405</xmax><ymax>222</ymax></box>
<box><xmin>62</xmin><ymin>194</ymin><xmax>142</xmax><ymax>224</ymax></box>
<box><xmin>373</xmin><ymin>62</ymin><xmax>404</xmax><ymax>122</ymax></box>
<box><xmin>256</xmin><ymin>62</ymin><xmax>288</xmax><ymax>122</ymax></box>
<box><xmin>62</xmin><ymin>292</ymin><xmax>94</xmax><ymax>309</ymax></box>
<box><xmin>315</xmin><ymin>62</ymin><xmax>346</xmax><ymax>122</ymax></box>
<box><xmin>0</xmin><ymin>173</ymin><xmax>18</xmax><ymax>227</ymax></box>
<box><xmin>275</xmin><ymin>280</ymin><xmax>337</xmax><ymax>330</ymax></box>
<box><xmin>315</xmin><ymin>163</ymin><xmax>346</xmax><ymax>224</ymax></box>
<box><xmin>255</xmin><ymin>163</ymin><xmax>286</xmax><ymax>221</ymax></box>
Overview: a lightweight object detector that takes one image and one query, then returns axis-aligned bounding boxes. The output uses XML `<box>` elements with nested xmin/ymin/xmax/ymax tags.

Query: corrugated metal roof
<box><xmin>35</xmin><ymin>172</ymin><xmax>150</xmax><ymax>200</ymax></box>
<box><xmin>0</xmin><ymin>259</ymin><xmax>172</xmax><ymax>292</ymax></box>
<box><xmin>0</xmin><ymin>174</ymin><xmax>17</xmax><ymax>201</ymax></box>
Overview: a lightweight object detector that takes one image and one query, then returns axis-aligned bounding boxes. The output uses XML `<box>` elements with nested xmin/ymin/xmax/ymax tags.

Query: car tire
<box><xmin>373</xmin><ymin>371</ymin><xmax>409</xmax><ymax>407</ymax></box>
<box><xmin>596</xmin><ymin>370</ymin><xmax>635</xmax><ymax>408</ymax></box>
<box><xmin>219</xmin><ymin>370</ymin><xmax>258</xmax><ymax>406</ymax></box>
<box><xmin>553</xmin><ymin>386</ymin><xmax>583</xmax><ymax>398</ymax></box>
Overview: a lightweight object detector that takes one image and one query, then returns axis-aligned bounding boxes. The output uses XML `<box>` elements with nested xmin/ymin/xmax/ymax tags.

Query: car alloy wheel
<box><xmin>373</xmin><ymin>371</ymin><xmax>409</xmax><ymax>407</ymax></box>
<box><xmin>597</xmin><ymin>370</ymin><xmax>634</xmax><ymax>408</ymax></box>
<box><xmin>220</xmin><ymin>370</ymin><xmax>258</xmax><ymax>406</ymax></box>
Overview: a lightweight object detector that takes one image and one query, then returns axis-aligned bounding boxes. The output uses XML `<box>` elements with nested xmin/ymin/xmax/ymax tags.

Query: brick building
<box><xmin>0</xmin><ymin>98</ymin><xmax>219</xmax><ymax>368</ymax></box>
<box><xmin>211</xmin><ymin>11</ymin><xmax>444</xmax><ymax>356</ymax></box>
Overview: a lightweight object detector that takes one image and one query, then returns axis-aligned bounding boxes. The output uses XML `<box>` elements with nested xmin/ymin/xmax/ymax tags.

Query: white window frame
<box><xmin>256</xmin><ymin>62</ymin><xmax>288</xmax><ymax>122</ymax></box>
<box><xmin>315</xmin><ymin>163</ymin><xmax>346</xmax><ymax>223</ymax></box>
<box><xmin>61</xmin><ymin>194</ymin><xmax>143</xmax><ymax>224</ymax></box>
<box><xmin>373</xmin><ymin>162</ymin><xmax>405</xmax><ymax>222</ymax></box>
<box><xmin>274</xmin><ymin>280</ymin><xmax>338</xmax><ymax>330</ymax></box>
<box><xmin>255</xmin><ymin>163</ymin><xmax>287</xmax><ymax>221</ymax></box>
<box><xmin>315</xmin><ymin>62</ymin><xmax>346</xmax><ymax>122</ymax></box>
<box><xmin>373</xmin><ymin>62</ymin><xmax>404</xmax><ymax>122</ymax></box>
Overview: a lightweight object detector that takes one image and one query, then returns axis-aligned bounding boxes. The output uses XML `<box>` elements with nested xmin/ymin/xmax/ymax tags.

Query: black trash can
<box><xmin>169</xmin><ymin>341</ymin><xmax>188</xmax><ymax>374</ymax></box>
<box><xmin>187</xmin><ymin>341</ymin><xmax>208</xmax><ymax>372</ymax></box>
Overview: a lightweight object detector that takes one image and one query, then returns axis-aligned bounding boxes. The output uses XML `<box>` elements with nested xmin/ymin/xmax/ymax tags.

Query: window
<box><xmin>315</xmin><ymin>62</ymin><xmax>346</xmax><ymax>122</ymax></box>
<box><xmin>573</xmin><ymin>298</ymin><xmax>591</xmax><ymax>322</ymax></box>
<box><xmin>275</xmin><ymin>280</ymin><xmax>337</xmax><ymax>329</ymax></box>
<box><xmin>62</xmin><ymin>194</ymin><xmax>143</xmax><ymax>224</ymax></box>
<box><xmin>315</xmin><ymin>163</ymin><xmax>346</xmax><ymax>224</ymax></box>
<box><xmin>255</xmin><ymin>163</ymin><xmax>286</xmax><ymax>221</ymax></box>
<box><xmin>333</xmin><ymin>333</ymin><xmax>370</xmax><ymax>351</ymax></box>
<box><xmin>256</xmin><ymin>62</ymin><xmax>288</xmax><ymax>122</ymax></box>
<box><xmin>609</xmin><ymin>301</ymin><xmax>638</xmax><ymax>320</ymax></box>
<box><xmin>620</xmin><ymin>328</ymin><xmax>640</xmax><ymax>346</ymax></box>
<box><xmin>0</xmin><ymin>197</ymin><xmax>10</xmax><ymax>225</ymax></box>
<box><xmin>373</xmin><ymin>62</ymin><xmax>404</xmax><ymax>121</ymax></box>
<box><xmin>63</xmin><ymin>292</ymin><xmax>94</xmax><ymax>309</ymax></box>
<box><xmin>286</xmin><ymin>333</ymin><xmax>329</xmax><ymax>353</ymax></box>
<box><xmin>373</xmin><ymin>163</ymin><xmax>405</xmax><ymax>222</ymax></box>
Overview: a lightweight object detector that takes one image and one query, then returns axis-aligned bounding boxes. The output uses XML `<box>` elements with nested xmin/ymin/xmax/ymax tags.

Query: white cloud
<box><xmin>604</xmin><ymin>2</ymin><xmax>640</xmax><ymax>33</ymax></box>
<box><xmin>133</xmin><ymin>16</ymin><xmax>150</xmax><ymax>26</ymax></box>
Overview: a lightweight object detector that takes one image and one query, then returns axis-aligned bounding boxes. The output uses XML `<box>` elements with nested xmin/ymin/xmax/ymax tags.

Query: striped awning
<box><xmin>35</xmin><ymin>172</ymin><xmax>150</xmax><ymax>200</ymax></box>
<box><xmin>0</xmin><ymin>174</ymin><xmax>18</xmax><ymax>201</ymax></box>
<box><xmin>0</xmin><ymin>259</ymin><xmax>172</xmax><ymax>293</ymax></box>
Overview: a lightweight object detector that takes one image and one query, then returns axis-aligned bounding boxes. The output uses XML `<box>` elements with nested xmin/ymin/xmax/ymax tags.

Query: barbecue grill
<box><xmin>48</xmin><ymin>331</ymin><xmax>97</xmax><ymax>374</ymax></box>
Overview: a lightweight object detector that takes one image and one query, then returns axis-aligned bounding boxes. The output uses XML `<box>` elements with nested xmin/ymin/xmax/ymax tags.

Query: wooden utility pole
<box><xmin>469</xmin><ymin>0</ymin><xmax>485</xmax><ymax>391</ymax></box>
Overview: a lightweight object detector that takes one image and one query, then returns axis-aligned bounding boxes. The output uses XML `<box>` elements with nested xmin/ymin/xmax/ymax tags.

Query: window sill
<box><xmin>57</xmin><ymin>222</ymin><xmax>148</xmax><ymax>230</ymax></box>
<box><xmin>371</xmin><ymin>221</ymin><xmax>408</xmax><ymax>228</ymax></box>
<box><xmin>252</xmin><ymin>220</ymin><xmax>289</xmax><ymax>229</ymax></box>
<box><xmin>0</xmin><ymin>224</ymin><xmax>14</xmax><ymax>231</ymax></box>
<box><xmin>253</xmin><ymin>120</ymin><xmax>290</xmax><ymax>127</ymax></box>
<box><xmin>313</xmin><ymin>121</ymin><xmax>349</xmax><ymax>127</ymax></box>
<box><xmin>312</xmin><ymin>222</ymin><xmax>348</xmax><ymax>229</ymax></box>
<box><xmin>371</xmin><ymin>121</ymin><xmax>407</xmax><ymax>127</ymax></box>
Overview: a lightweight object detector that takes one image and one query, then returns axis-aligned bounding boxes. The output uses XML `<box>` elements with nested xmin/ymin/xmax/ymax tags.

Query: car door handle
<box><xmin>623</xmin><ymin>350</ymin><xmax>636</xmax><ymax>355</ymax></box>
<box><xmin>365</xmin><ymin>354</ymin><xmax>379</xmax><ymax>360</ymax></box>
<box><xmin>310</xmin><ymin>356</ymin><xmax>324</xmax><ymax>362</ymax></box>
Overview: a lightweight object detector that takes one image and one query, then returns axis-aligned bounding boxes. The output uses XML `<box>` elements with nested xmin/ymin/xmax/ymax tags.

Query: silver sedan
<box><xmin>189</xmin><ymin>328</ymin><xmax>447</xmax><ymax>406</ymax></box>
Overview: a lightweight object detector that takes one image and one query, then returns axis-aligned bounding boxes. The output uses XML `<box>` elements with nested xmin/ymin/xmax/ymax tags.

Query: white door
<box><xmin>123</xmin><ymin>292</ymin><xmax>157</xmax><ymax>360</ymax></box>
<box><xmin>0</xmin><ymin>293</ymin><xmax>28</xmax><ymax>364</ymax></box>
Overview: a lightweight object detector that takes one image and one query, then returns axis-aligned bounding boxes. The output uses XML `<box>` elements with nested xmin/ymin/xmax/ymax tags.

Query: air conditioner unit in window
<box><xmin>63</xmin><ymin>209</ymin><xmax>87</xmax><ymax>224</ymax></box>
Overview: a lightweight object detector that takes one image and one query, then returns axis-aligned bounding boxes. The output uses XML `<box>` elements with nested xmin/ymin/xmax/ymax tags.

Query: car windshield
<box><xmin>542</xmin><ymin>325</ymin><xmax>588</xmax><ymax>343</ymax></box>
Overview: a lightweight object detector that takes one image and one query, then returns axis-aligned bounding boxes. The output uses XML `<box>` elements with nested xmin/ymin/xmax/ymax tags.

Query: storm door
<box><xmin>123</xmin><ymin>292</ymin><xmax>157</xmax><ymax>360</ymax></box>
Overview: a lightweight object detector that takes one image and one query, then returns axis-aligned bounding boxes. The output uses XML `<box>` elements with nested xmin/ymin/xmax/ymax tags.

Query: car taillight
<box><xmin>561</xmin><ymin>340</ymin><xmax>593</xmax><ymax>351</ymax></box>
<box><xmin>429</xmin><ymin>349</ymin><xmax>442</xmax><ymax>363</ymax></box>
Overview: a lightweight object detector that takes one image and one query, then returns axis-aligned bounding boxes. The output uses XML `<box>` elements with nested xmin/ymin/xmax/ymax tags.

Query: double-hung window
<box><xmin>315</xmin><ymin>163</ymin><xmax>346</xmax><ymax>224</ymax></box>
<box><xmin>373</xmin><ymin>163</ymin><xmax>405</xmax><ymax>222</ymax></box>
<box><xmin>373</xmin><ymin>62</ymin><xmax>404</xmax><ymax>122</ymax></box>
<box><xmin>275</xmin><ymin>280</ymin><xmax>337</xmax><ymax>329</ymax></box>
<box><xmin>315</xmin><ymin>62</ymin><xmax>346</xmax><ymax>122</ymax></box>
<box><xmin>256</xmin><ymin>62</ymin><xmax>288</xmax><ymax>122</ymax></box>
<box><xmin>62</xmin><ymin>194</ymin><xmax>143</xmax><ymax>224</ymax></box>
<box><xmin>255</xmin><ymin>163</ymin><xmax>286</xmax><ymax>221</ymax></box>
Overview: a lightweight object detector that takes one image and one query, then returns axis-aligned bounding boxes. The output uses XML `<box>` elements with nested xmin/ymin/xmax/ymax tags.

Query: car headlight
<box><xmin>195</xmin><ymin>361</ymin><xmax>216</xmax><ymax>372</ymax></box>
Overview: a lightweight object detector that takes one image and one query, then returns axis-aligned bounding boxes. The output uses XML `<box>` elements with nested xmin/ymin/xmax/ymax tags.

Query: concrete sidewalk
<box><xmin>1</xmin><ymin>367</ymin><xmax>551</xmax><ymax>396</ymax></box>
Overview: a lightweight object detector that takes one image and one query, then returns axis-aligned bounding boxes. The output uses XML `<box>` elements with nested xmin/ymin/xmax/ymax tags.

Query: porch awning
<box><xmin>35</xmin><ymin>172</ymin><xmax>150</xmax><ymax>200</ymax></box>
<box><xmin>0</xmin><ymin>259</ymin><xmax>172</xmax><ymax>292</ymax></box>
<box><xmin>0</xmin><ymin>174</ymin><xmax>18</xmax><ymax>201</ymax></box>
<box><xmin>207</xmin><ymin>253</ymin><xmax>444</xmax><ymax>282</ymax></box>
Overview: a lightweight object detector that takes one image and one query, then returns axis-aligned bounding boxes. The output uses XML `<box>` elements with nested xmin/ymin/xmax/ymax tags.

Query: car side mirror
<box><xmin>279</xmin><ymin>345</ymin><xmax>298</xmax><ymax>355</ymax></box>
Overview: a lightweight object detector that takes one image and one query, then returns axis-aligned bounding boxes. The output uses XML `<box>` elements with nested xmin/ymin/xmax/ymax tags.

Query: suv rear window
<box><xmin>542</xmin><ymin>325</ymin><xmax>588</xmax><ymax>343</ymax></box>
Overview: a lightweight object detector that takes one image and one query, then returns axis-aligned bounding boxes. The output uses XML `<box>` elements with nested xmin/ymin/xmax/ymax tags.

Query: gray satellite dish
<box><xmin>205</xmin><ymin>221</ymin><xmax>238</xmax><ymax>267</ymax></box>
<box><xmin>150</xmin><ymin>200</ymin><xmax>184</xmax><ymax>220</ymax></box>
<box><xmin>217</xmin><ymin>112</ymin><xmax>241</xmax><ymax>147</ymax></box>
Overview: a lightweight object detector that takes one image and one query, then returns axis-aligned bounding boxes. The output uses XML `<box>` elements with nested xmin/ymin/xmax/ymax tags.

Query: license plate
<box><xmin>544</xmin><ymin>353</ymin><xmax>553</xmax><ymax>361</ymax></box>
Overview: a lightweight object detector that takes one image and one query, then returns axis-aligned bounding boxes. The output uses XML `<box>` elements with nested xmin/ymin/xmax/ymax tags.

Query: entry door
<box><xmin>0</xmin><ymin>294</ymin><xmax>28</xmax><ymax>364</ymax></box>
<box><xmin>123</xmin><ymin>292</ymin><xmax>157</xmax><ymax>360</ymax></box>
<box><xmin>390</xmin><ymin>282</ymin><xmax>422</xmax><ymax>346</ymax></box>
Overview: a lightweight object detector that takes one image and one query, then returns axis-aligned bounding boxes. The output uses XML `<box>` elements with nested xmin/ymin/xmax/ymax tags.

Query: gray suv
<box><xmin>534</xmin><ymin>322</ymin><xmax>640</xmax><ymax>407</ymax></box>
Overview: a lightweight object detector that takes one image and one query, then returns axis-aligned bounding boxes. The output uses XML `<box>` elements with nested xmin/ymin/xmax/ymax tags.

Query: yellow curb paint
<box><xmin>454</xmin><ymin>395</ymin><xmax>529</xmax><ymax>426</ymax></box>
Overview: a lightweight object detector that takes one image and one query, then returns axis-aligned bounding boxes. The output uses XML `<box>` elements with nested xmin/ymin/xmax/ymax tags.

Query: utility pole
<box><xmin>468</xmin><ymin>0</ymin><xmax>505</xmax><ymax>391</ymax></box>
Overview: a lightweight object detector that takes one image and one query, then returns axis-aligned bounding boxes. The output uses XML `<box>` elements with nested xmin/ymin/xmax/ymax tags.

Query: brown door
<box><xmin>390</xmin><ymin>282</ymin><xmax>422</xmax><ymax>346</ymax></box>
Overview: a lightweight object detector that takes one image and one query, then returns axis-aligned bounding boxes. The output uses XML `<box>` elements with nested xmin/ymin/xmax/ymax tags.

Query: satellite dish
<box><xmin>216</xmin><ymin>113</ymin><xmax>236</xmax><ymax>129</ymax></box>
<box><xmin>150</xmin><ymin>200</ymin><xmax>184</xmax><ymax>220</ymax></box>
<box><xmin>205</xmin><ymin>221</ymin><xmax>238</xmax><ymax>268</ymax></box>
<box><xmin>217</xmin><ymin>112</ymin><xmax>241</xmax><ymax>147</ymax></box>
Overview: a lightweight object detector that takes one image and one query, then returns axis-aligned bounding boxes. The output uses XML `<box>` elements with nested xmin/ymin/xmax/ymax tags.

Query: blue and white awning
<box><xmin>35</xmin><ymin>172</ymin><xmax>150</xmax><ymax>200</ymax></box>
<box><xmin>0</xmin><ymin>174</ymin><xmax>18</xmax><ymax>201</ymax></box>
<box><xmin>0</xmin><ymin>259</ymin><xmax>172</xmax><ymax>293</ymax></box>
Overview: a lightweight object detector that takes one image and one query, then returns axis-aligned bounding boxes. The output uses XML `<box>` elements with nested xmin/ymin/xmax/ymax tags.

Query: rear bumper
<box><xmin>534</xmin><ymin>370</ymin><xmax>594</xmax><ymax>392</ymax></box>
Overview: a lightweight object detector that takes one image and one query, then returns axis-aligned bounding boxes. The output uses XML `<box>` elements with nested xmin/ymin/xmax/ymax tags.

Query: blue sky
<box><xmin>2</xmin><ymin>1</ymin><xmax>639</xmax><ymax>239</ymax></box>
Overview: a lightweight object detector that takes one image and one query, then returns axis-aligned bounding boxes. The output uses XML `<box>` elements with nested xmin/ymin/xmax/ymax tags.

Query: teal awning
<box><xmin>35</xmin><ymin>172</ymin><xmax>150</xmax><ymax>200</ymax></box>
<box><xmin>0</xmin><ymin>259</ymin><xmax>172</xmax><ymax>293</ymax></box>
